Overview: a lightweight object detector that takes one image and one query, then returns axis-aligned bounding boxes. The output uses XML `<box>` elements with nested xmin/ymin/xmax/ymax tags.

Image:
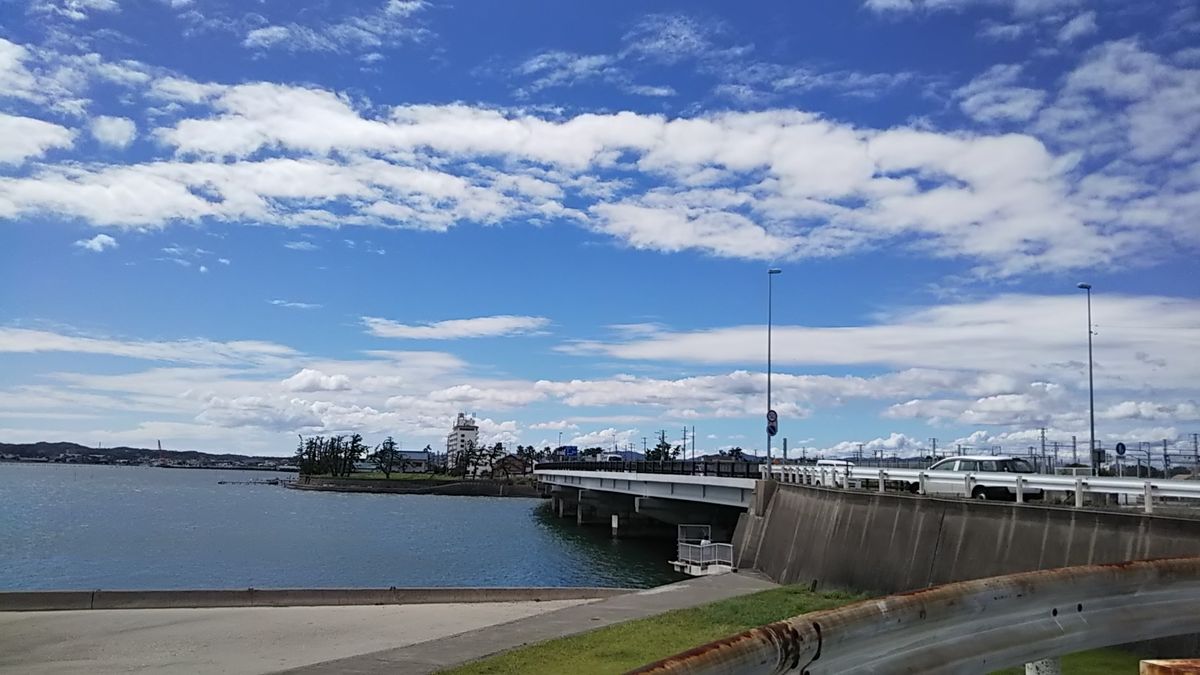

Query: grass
<box><xmin>440</xmin><ymin>585</ymin><xmax>864</xmax><ymax>675</ymax></box>
<box><xmin>442</xmin><ymin>584</ymin><xmax>1141</xmax><ymax>675</ymax></box>
<box><xmin>989</xmin><ymin>648</ymin><xmax>1141</xmax><ymax>674</ymax></box>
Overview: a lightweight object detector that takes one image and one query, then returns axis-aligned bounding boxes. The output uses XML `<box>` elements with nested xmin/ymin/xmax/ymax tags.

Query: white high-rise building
<box><xmin>446</xmin><ymin>412</ymin><xmax>479</xmax><ymax>469</ymax></box>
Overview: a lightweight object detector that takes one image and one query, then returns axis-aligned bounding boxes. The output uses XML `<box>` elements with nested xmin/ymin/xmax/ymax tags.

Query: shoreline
<box><xmin>0</xmin><ymin>586</ymin><xmax>630</xmax><ymax>612</ymax></box>
<box><xmin>289</xmin><ymin>476</ymin><xmax>542</xmax><ymax>498</ymax></box>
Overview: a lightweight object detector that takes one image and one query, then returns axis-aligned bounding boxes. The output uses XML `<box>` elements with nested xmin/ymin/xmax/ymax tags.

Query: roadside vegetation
<box><xmin>441</xmin><ymin>585</ymin><xmax>863</xmax><ymax>675</ymax></box>
<box><xmin>442</xmin><ymin>584</ymin><xmax>1141</xmax><ymax>675</ymax></box>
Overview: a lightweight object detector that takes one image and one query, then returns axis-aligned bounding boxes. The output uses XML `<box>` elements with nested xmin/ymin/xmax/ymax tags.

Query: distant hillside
<box><xmin>0</xmin><ymin>441</ymin><xmax>274</xmax><ymax>462</ymax></box>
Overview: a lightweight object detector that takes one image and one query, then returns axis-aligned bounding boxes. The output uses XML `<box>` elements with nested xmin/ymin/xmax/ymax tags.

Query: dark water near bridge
<box><xmin>0</xmin><ymin>463</ymin><xmax>682</xmax><ymax>590</ymax></box>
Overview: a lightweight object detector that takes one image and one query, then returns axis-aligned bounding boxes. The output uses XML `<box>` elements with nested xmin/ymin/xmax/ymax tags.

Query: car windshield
<box><xmin>1000</xmin><ymin>459</ymin><xmax>1036</xmax><ymax>473</ymax></box>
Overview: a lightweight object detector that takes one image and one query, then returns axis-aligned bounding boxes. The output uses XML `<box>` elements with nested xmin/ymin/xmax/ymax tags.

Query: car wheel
<box><xmin>907</xmin><ymin>482</ymin><xmax>920</xmax><ymax>494</ymax></box>
<box><xmin>972</xmin><ymin>486</ymin><xmax>988</xmax><ymax>500</ymax></box>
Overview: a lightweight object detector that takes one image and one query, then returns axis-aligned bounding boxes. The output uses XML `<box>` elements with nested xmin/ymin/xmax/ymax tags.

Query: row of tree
<box><xmin>293</xmin><ymin>434</ymin><xmax>370</xmax><ymax>476</ymax></box>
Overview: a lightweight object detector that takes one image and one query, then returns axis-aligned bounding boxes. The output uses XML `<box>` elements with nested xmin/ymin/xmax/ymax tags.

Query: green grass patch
<box><xmin>440</xmin><ymin>585</ymin><xmax>865</xmax><ymax>675</ymax></box>
<box><xmin>442</xmin><ymin>584</ymin><xmax>1143</xmax><ymax>675</ymax></box>
<box><xmin>989</xmin><ymin>648</ymin><xmax>1141</xmax><ymax>674</ymax></box>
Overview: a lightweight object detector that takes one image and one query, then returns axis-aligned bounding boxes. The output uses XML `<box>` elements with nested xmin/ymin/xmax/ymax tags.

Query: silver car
<box><xmin>922</xmin><ymin>455</ymin><xmax>1043</xmax><ymax>501</ymax></box>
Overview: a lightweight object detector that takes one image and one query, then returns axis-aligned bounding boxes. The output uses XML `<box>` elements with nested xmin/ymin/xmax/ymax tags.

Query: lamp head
<box><xmin>768</xmin><ymin>268</ymin><xmax>782</xmax><ymax>275</ymax></box>
<box><xmin>1077</xmin><ymin>282</ymin><xmax>1092</xmax><ymax>290</ymax></box>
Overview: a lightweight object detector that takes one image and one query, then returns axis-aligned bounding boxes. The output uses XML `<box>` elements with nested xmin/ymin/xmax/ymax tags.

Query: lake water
<box><xmin>0</xmin><ymin>463</ymin><xmax>683</xmax><ymax>591</ymax></box>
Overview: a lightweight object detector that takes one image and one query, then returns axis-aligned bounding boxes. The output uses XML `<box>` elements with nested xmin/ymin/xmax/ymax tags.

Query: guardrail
<box><xmin>768</xmin><ymin>464</ymin><xmax>1200</xmax><ymax>513</ymax></box>
<box><xmin>535</xmin><ymin>460</ymin><xmax>762</xmax><ymax>478</ymax></box>
<box><xmin>677</xmin><ymin>542</ymin><xmax>734</xmax><ymax>567</ymax></box>
<box><xmin>632</xmin><ymin>556</ymin><xmax>1200</xmax><ymax>674</ymax></box>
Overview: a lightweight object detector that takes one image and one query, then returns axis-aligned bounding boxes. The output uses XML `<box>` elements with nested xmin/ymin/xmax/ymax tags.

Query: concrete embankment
<box><xmin>0</xmin><ymin>586</ymin><xmax>628</xmax><ymax>612</ymax></box>
<box><xmin>288</xmin><ymin>477</ymin><xmax>541</xmax><ymax>497</ymax></box>
<box><xmin>735</xmin><ymin>483</ymin><xmax>1200</xmax><ymax>595</ymax></box>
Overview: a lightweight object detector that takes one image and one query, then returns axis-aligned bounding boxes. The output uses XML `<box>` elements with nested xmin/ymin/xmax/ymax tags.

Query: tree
<box><xmin>582</xmin><ymin>447</ymin><xmax>604</xmax><ymax>458</ymax></box>
<box><xmin>729</xmin><ymin>446</ymin><xmax>745</xmax><ymax>460</ymax></box>
<box><xmin>371</xmin><ymin>436</ymin><xmax>398</xmax><ymax>478</ymax></box>
<box><xmin>646</xmin><ymin>434</ymin><xmax>678</xmax><ymax>462</ymax></box>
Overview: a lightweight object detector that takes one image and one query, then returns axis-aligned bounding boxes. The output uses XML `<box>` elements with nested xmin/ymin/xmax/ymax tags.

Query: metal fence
<box><xmin>534</xmin><ymin>460</ymin><xmax>762</xmax><ymax>478</ymax></box>
<box><xmin>676</xmin><ymin>541</ymin><xmax>734</xmax><ymax>567</ymax></box>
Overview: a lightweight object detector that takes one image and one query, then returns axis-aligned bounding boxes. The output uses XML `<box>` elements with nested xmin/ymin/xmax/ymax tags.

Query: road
<box><xmin>0</xmin><ymin>600</ymin><xmax>590</xmax><ymax>674</ymax></box>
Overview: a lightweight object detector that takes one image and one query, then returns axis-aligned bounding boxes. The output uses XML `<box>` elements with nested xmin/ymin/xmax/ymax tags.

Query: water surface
<box><xmin>0</xmin><ymin>463</ymin><xmax>682</xmax><ymax>590</ymax></box>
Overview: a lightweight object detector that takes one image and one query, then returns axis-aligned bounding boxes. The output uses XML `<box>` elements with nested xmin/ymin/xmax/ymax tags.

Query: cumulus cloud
<box><xmin>363</xmin><ymin>315</ymin><xmax>550</xmax><ymax>339</ymax></box>
<box><xmin>956</xmin><ymin>65</ymin><xmax>1046</xmax><ymax>123</ymax></box>
<box><xmin>74</xmin><ymin>233</ymin><xmax>118</xmax><ymax>252</ymax></box>
<box><xmin>1058</xmin><ymin>11</ymin><xmax>1098</xmax><ymax>43</ymax></box>
<box><xmin>0</xmin><ymin>113</ymin><xmax>74</xmax><ymax>163</ymax></box>
<box><xmin>282</xmin><ymin>368</ymin><xmax>352</xmax><ymax>392</ymax></box>
<box><xmin>91</xmin><ymin>116</ymin><xmax>137</xmax><ymax>148</ymax></box>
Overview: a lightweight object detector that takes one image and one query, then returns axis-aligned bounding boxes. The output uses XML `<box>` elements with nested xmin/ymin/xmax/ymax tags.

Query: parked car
<box><xmin>917</xmin><ymin>455</ymin><xmax>1043</xmax><ymax>501</ymax></box>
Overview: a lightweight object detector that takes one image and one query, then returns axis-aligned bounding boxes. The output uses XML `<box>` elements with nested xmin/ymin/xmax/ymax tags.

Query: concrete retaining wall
<box><xmin>745</xmin><ymin>484</ymin><xmax>1200</xmax><ymax>596</ymax></box>
<box><xmin>0</xmin><ymin>586</ymin><xmax>629</xmax><ymax>612</ymax></box>
<box><xmin>291</xmin><ymin>478</ymin><xmax>541</xmax><ymax>498</ymax></box>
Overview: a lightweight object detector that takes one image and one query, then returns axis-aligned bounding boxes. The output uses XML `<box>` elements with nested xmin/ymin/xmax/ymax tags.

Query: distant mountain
<box><xmin>0</xmin><ymin>441</ymin><xmax>275</xmax><ymax>463</ymax></box>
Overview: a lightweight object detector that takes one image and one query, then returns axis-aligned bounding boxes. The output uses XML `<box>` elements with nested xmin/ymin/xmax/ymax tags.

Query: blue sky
<box><xmin>1</xmin><ymin>0</ymin><xmax>1198</xmax><ymax>457</ymax></box>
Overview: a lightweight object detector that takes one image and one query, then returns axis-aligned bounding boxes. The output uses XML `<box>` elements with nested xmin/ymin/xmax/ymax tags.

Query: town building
<box><xmin>446</xmin><ymin>413</ymin><xmax>479</xmax><ymax>471</ymax></box>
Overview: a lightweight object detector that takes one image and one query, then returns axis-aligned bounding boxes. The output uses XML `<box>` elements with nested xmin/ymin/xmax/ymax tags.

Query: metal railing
<box><xmin>768</xmin><ymin>464</ymin><xmax>1200</xmax><ymax>513</ymax></box>
<box><xmin>632</xmin><ymin>556</ymin><xmax>1200</xmax><ymax>674</ymax></box>
<box><xmin>534</xmin><ymin>460</ymin><xmax>762</xmax><ymax>478</ymax></box>
<box><xmin>676</xmin><ymin>541</ymin><xmax>734</xmax><ymax>567</ymax></box>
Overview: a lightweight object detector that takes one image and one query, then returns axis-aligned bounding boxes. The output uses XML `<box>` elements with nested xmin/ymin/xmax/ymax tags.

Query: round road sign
<box><xmin>766</xmin><ymin>409</ymin><xmax>778</xmax><ymax>424</ymax></box>
<box><xmin>1115</xmin><ymin>442</ymin><xmax>1127</xmax><ymax>456</ymax></box>
<box><xmin>767</xmin><ymin>422</ymin><xmax>778</xmax><ymax>437</ymax></box>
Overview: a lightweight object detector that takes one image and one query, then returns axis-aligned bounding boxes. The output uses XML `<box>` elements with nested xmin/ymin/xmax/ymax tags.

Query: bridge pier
<box><xmin>550</xmin><ymin>487</ymin><xmax>578</xmax><ymax>519</ymax></box>
<box><xmin>635</xmin><ymin>497</ymin><xmax>741</xmax><ymax>541</ymax></box>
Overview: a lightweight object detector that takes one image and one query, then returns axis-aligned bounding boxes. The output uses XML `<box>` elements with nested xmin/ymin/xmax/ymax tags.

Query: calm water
<box><xmin>0</xmin><ymin>463</ymin><xmax>682</xmax><ymax>590</ymax></box>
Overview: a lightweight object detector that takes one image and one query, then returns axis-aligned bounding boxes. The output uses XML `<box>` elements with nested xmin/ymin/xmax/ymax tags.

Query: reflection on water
<box><xmin>0</xmin><ymin>463</ymin><xmax>684</xmax><ymax>590</ymax></box>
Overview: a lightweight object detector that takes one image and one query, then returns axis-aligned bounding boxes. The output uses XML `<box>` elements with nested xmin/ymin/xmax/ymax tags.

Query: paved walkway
<box><xmin>282</xmin><ymin>573</ymin><xmax>778</xmax><ymax>674</ymax></box>
<box><xmin>0</xmin><ymin>601</ymin><xmax>589</xmax><ymax>675</ymax></box>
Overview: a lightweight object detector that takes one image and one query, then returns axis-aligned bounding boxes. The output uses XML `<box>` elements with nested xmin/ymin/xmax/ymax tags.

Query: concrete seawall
<box><xmin>289</xmin><ymin>477</ymin><xmax>541</xmax><ymax>497</ymax></box>
<box><xmin>737</xmin><ymin>483</ymin><xmax>1200</xmax><ymax>595</ymax></box>
<box><xmin>0</xmin><ymin>586</ymin><xmax>629</xmax><ymax>612</ymax></box>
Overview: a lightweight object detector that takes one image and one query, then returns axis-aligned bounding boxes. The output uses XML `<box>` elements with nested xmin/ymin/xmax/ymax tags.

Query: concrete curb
<box><xmin>0</xmin><ymin>587</ymin><xmax>631</xmax><ymax>612</ymax></box>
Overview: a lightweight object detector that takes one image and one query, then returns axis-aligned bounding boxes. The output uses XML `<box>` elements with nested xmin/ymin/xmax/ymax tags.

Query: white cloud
<box><xmin>622</xmin><ymin>14</ymin><xmax>715</xmax><ymax>64</ymax></box>
<box><xmin>282</xmin><ymin>368</ymin><xmax>352</xmax><ymax>392</ymax></box>
<box><xmin>283</xmin><ymin>240</ymin><xmax>319</xmax><ymax>251</ymax></box>
<box><xmin>362</xmin><ymin>315</ymin><xmax>550</xmax><ymax>339</ymax></box>
<box><xmin>270</xmin><ymin>299</ymin><xmax>322</xmax><ymax>310</ymax></box>
<box><xmin>74</xmin><ymin>233</ymin><xmax>118</xmax><ymax>252</ymax></box>
<box><xmin>956</xmin><ymin>64</ymin><xmax>1046</xmax><ymax>122</ymax></box>
<box><xmin>864</xmin><ymin>0</ymin><xmax>1080</xmax><ymax>17</ymax></box>
<box><xmin>239</xmin><ymin>0</ymin><xmax>428</xmax><ymax>54</ymax></box>
<box><xmin>563</xmin><ymin>294</ymin><xmax>1200</xmax><ymax>391</ymax></box>
<box><xmin>529</xmin><ymin>420</ymin><xmax>579</xmax><ymax>431</ymax></box>
<box><xmin>0</xmin><ymin>113</ymin><xmax>74</xmax><ymax>163</ymax></box>
<box><xmin>30</xmin><ymin>0</ymin><xmax>120</xmax><ymax>21</ymax></box>
<box><xmin>91</xmin><ymin>115</ymin><xmax>137</xmax><ymax>148</ymax></box>
<box><xmin>0</xmin><ymin>328</ymin><xmax>298</xmax><ymax>365</ymax></box>
<box><xmin>243</xmin><ymin>26</ymin><xmax>292</xmax><ymax>49</ymax></box>
<box><xmin>1058</xmin><ymin>11</ymin><xmax>1098</xmax><ymax>43</ymax></box>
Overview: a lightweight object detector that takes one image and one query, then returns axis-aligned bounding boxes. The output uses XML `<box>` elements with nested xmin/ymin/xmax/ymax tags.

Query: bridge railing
<box><xmin>676</xmin><ymin>541</ymin><xmax>734</xmax><ymax>567</ymax></box>
<box><xmin>534</xmin><ymin>460</ymin><xmax>763</xmax><ymax>478</ymax></box>
<box><xmin>631</xmin><ymin>556</ymin><xmax>1200</xmax><ymax>674</ymax></box>
<box><xmin>771</xmin><ymin>464</ymin><xmax>1200</xmax><ymax>513</ymax></box>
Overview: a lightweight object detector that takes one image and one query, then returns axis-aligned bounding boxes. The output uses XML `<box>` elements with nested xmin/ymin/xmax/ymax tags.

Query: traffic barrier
<box><xmin>633</xmin><ymin>557</ymin><xmax>1200</xmax><ymax>675</ymax></box>
<box><xmin>0</xmin><ymin>591</ymin><xmax>93</xmax><ymax>611</ymax></box>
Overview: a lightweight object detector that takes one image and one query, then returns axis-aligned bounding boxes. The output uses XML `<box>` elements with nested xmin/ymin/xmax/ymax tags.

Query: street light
<box><xmin>767</xmin><ymin>268</ymin><xmax>782</xmax><ymax>464</ymax></box>
<box><xmin>1077</xmin><ymin>282</ymin><xmax>1096</xmax><ymax>476</ymax></box>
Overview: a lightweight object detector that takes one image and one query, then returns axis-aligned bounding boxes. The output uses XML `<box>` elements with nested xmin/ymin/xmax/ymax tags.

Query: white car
<box><xmin>812</xmin><ymin>459</ymin><xmax>860</xmax><ymax>488</ymax></box>
<box><xmin>920</xmin><ymin>455</ymin><xmax>1043</xmax><ymax>501</ymax></box>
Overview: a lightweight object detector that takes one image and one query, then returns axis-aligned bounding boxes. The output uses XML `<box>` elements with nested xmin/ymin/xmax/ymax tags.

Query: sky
<box><xmin>1</xmin><ymin>0</ymin><xmax>1198</xmax><ymax>459</ymax></box>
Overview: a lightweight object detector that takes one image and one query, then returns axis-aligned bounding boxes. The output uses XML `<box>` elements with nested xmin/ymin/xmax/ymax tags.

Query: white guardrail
<box><xmin>677</xmin><ymin>541</ymin><xmax>734</xmax><ymax>567</ymax></box>
<box><xmin>763</xmin><ymin>464</ymin><xmax>1200</xmax><ymax>513</ymax></box>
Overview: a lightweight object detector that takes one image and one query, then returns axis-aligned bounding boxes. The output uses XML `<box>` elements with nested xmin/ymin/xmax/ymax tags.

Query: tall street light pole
<box><xmin>767</xmin><ymin>268</ymin><xmax>782</xmax><ymax>464</ymax></box>
<box><xmin>1077</xmin><ymin>283</ymin><xmax>1096</xmax><ymax>476</ymax></box>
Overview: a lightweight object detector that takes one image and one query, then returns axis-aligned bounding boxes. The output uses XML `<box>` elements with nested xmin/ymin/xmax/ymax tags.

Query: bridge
<box><xmin>534</xmin><ymin>460</ymin><xmax>1200</xmax><ymax>668</ymax></box>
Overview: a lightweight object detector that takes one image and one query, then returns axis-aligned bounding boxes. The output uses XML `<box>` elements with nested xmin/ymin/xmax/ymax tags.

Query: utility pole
<box><xmin>691</xmin><ymin>425</ymin><xmax>695</xmax><ymax>461</ymax></box>
<box><xmin>1193</xmin><ymin>433</ymin><xmax>1199</xmax><ymax>478</ymax></box>
<box><xmin>643</xmin><ymin>437</ymin><xmax>647</xmax><ymax>453</ymax></box>
<box><xmin>783</xmin><ymin>438</ymin><xmax>788</xmax><ymax>464</ymax></box>
<box><xmin>929</xmin><ymin>437</ymin><xmax>937</xmax><ymax>458</ymax></box>
<box><xmin>1039</xmin><ymin>427</ymin><xmax>1047</xmax><ymax>474</ymax></box>
<box><xmin>1164</xmin><ymin>438</ymin><xmax>1170</xmax><ymax>475</ymax></box>
<box><xmin>856</xmin><ymin>443</ymin><xmax>864</xmax><ymax>464</ymax></box>
<box><xmin>1072</xmin><ymin>435</ymin><xmax>1078</xmax><ymax>465</ymax></box>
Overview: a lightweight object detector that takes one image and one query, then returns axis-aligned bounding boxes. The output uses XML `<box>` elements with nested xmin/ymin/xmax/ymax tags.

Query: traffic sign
<box><xmin>1115</xmin><ymin>442</ymin><xmax>1126</xmax><ymax>457</ymax></box>
<box><xmin>766</xmin><ymin>409</ymin><xmax>778</xmax><ymax>424</ymax></box>
<box><xmin>767</xmin><ymin>422</ymin><xmax>778</xmax><ymax>437</ymax></box>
